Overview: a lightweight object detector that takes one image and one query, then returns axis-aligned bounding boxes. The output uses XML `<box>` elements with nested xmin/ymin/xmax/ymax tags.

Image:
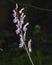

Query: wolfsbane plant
<box><xmin>13</xmin><ymin>3</ymin><xmax>34</xmax><ymax>65</ymax></box>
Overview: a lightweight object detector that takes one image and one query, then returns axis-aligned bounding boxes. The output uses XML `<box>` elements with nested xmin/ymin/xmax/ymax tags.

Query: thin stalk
<box><xmin>24</xmin><ymin>42</ymin><xmax>34</xmax><ymax>65</ymax></box>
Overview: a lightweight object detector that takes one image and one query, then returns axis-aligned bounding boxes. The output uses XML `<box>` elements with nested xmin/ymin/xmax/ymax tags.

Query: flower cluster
<box><xmin>13</xmin><ymin>4</ymin><xmax>32</xmax><ymax>52</ymax></box>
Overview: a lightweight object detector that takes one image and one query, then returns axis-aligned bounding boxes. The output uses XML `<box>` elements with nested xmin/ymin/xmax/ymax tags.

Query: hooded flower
<box><xmin>23</xmin><ymin>22</ymin><xmax>29</xmax><ymax>32</ymax></box>
<box><xmin>13</xmin><ymin>9</ymin><xmax>18</xmax><ymax>23</ymax></box>
<box><xmin>20</xmin><ymin>13</ymin><xmax>26</xmax><ymax>24</ymax></box>
<box><xmin>13</xmin><ymin>4</ymin><xmax>32</xmax><ymax>52</ymax></box>
<box><xmin>19</xmin><ymin>32</ymin><xmax>24</xmax><ymax>48</ymax></box>
<box><xmin>28</xmin><ymin>39</ymin><xmax>32</xmax><ymax>52</ymax></box>
<box><xmin>19</xmin><ymin>8</ymin><xmax>24</xmax><ymax>14</ymax></box>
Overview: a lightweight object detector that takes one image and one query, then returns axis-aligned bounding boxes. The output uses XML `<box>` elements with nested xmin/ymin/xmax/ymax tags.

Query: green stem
<box><xmin>20</xmin><ymin>31</ymin><xmax>34</xmax><ymax>65</ymax></box>
<box><xmin>24</xmin><ymin>42</ymin><xmax>34</xmax><ymax>65</ymax></box>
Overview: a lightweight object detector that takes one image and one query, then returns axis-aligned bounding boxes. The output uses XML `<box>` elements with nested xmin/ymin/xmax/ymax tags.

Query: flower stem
<box><xmin>24</xmin><ymin>42</ymin><xmax>34</xmax><ymax>65</ymax></box>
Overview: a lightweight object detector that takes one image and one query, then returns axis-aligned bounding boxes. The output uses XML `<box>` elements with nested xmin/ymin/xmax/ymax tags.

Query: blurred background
<box><xmin>0</xmin><ymin>0</ymin><xmax>52</xmax><ymax>65</ymax></box>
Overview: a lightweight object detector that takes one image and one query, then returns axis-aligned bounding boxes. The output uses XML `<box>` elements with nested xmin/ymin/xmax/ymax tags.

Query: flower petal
<box><xmin>23</xmin><ymin>22</ymin><xmax>29</xmax><ymax>32</ymax></box>
<box><xmin>19</xmin><ymin>42</ymin><xmax>23</xmax><ymax>48</ymax></box>
<box><xmin>19</xmin><ymin>8</ymin><xmax>24</xmax><ymax>14</ymax></box>
<box><xmin>28</xmin><ymin>39</ymin><xmax>32</xmax><ymax>52</ymax></box>
<box><xmin>16</xmin><ymin>28</ymin><xmax>20</xmax><ymax>34</ymax></box>
<box><xmin>29</xmin><ymin>48</ymin><xmax>32</xmax><ymax>52</ymax></box>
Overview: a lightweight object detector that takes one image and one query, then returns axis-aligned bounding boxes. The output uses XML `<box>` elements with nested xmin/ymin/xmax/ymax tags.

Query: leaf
<box><xmin>0</xmin><ymin>48</ymin><xmax>3</xmax><ymax>51</ymax></box>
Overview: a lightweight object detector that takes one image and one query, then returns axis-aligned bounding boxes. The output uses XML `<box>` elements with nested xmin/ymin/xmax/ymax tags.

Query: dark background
<box><xmin>0</xmin><ymin>0</ymin><xmax>52</xmax><ymax>65</ymax></box>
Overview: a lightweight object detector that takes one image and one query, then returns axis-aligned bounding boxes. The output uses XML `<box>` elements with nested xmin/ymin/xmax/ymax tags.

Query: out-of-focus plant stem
<box><xmin>24</xmin><ymin>42</ymin><xmax>34</xmax><ymax>65</ymax></box>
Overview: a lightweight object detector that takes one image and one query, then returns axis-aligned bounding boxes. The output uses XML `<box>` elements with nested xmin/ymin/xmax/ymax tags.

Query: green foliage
<box><xmin>0</xmin><ymin>48</ymin><xmax>3</xmax><ymax>51</ymax></box>
<box><xmin>0</xmin><ymin>29</ymin><xmax>52</xmax><ymax>65</ymax></box>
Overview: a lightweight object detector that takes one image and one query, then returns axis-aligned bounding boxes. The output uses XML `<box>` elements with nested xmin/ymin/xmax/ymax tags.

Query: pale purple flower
<box><xmin>29</xmin><ymin>48</ymin><xmax>32</xmax><ymax>53</ymax></box>
<box><xmin>13</xmin><ymin>9</ymin><xmax>19</xmax><ymax>23</ymax></box>
<box><xmin>13</xmin><ymin>9</ymin><xmax>16</xmax><ymax>17</ymax></box>
<box><xmin>23</xmin><ymin>31</ymin><xmax>26</xmax><ymax>41</ymax></box>
<box><xmin>20</xmin><ymin>22</ymin><xmax>23</xmax><ymax>29</ymax></box>
<box><xmin>19</xmin><ymin>8</ymin><xmax>24</xmax><ymax>14</ymax></box>
<box><xmin>13</xmin><ymin>9</ymin><xmax>18</xmax><ymax>23</ymax></box>
<box><xmin>19</xmin><ymin>43</ymin><xmax>24</xmax><ymax>48</ymax></box>
<box><xmin>28</xmin><ymin>39</ymin><xmax>32</xmax><ymax>52</ymax></box>
<box><xmin>16</xmin><ymin>21</ymin><xmax>23</xmax><ymax>32</ymax></box>
<box><xmin>22</xmin><ymin>15</ymin><xmax>26</xmax><ymax>20</ymax></box>
<box><xmin>20</xmin><ymin>13</ymin><xmax>26</xmax><ymax>24</ymax></box>
<box><xmin>13</xmin><ymin>6</ymin><xmax>32</xmax><ymax>52</ymax></box>
<box><xmin>19</xmin><ymin>33</ymin><xmax>24</xmax><ymax>48</ymax></box>
<box><xmin>19</xmin><ymin>33</ymin><xmax>24</xmax><ymax>42</ymax></box>
<box><xmin>20</xmin><ymin>15</ymin><xmax>26</xmax><ymax>24</ymax></box>
<box><xmin>20</xmin><ymin>13</ymin><xmax>24</xmax><ymax>17</ymax></box>
<box><xmin>16</xmin><ymin>28</ymin><xmax>20</xmax><ymax>34</ymax></box>
<box><xmin>19</xmin><ymin>37</ymin><xmax>24</xmax><ymax>48</ymax></box>
<box><xmin>13</xmin><ymin>17</ymin><xmax>18</xmax><ymax>23</ymax></box>
<box><xmin>23</xmin><ymin>22</ymin><xmax>29</xmax><ymax>32</ymax></box>
<box><xmin>16</xmin><ymin>19</ymin><xmax>20</xmax><ymax>28</ymax></box>
<box><xmin>23</xmin><ymin>22</ymin><xmax>29</xmax><ymax>41</ymax></box>
<box><xmin>28</xmin><ymin>39</ymin><xmax>32</xmax><ymax>48</ymax></box>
